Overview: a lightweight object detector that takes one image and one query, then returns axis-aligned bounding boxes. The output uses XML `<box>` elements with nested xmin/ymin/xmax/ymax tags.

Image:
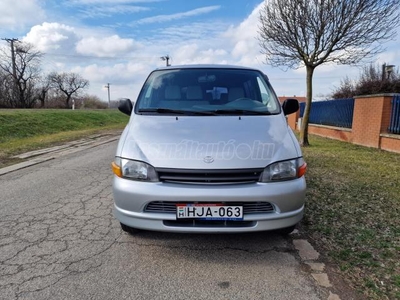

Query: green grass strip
<box><xmin>0</xmin><ymin>109</ymin><xmax>128</xmax><ymax>143</ymax></box>
<box><xmin>0</xmin><ymin>109</ymin><xmax>129</xmax><ymax>164</ymax></box>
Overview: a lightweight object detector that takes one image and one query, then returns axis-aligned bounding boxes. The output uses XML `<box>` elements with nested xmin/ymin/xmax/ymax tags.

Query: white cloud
<box><xmin>225</xmin><ymin>3</ymin><xmax>262</xmax><ymax>42</ymax></box>
<box><xmin>72</xmin><ymin>62</ymin><xmax>144</xmax><ymax>83</ymax></box>
<box><xmin>23</xmin><ymin>22</ymin><xmax>79</xmax><ymax>53</ymax></box>
<box><xmin>20</xmin><ymin>21</ymin><xmax>150</xmax><ymax>100</ymax></box>
<box><xmin>79</xmin><ymin>5</ymin><xmax>150</xmax><ymax>18</ymax></box>
<box><xmin>171</xmin><ymin>44</ymin><xmax>199</xmax><ymax>64</ymax></box>
<box><xmin>0</xmin><ymin>0</ymin><xmax>45</xmax><ymax>31</ymax></box>
<box><xmin>30</xmin><ymin>2</ymin><xmax>301</xmax><ymax>101</ymax></box>
<box><xmin>24</xmin><ymin>22</ymin><xmax>141</xmax><ymax>58</ymax></box>
<box><xmin>168</xmin><ymin>45</ymin><xmax>229</xmax><ymax>65</ymax></box>
<box><xmin>69</xmin><ymin>2</ymin><xmax>265</xmax><ymax>100</ymax></box>
<box><xmin>13</xmin><ymin>3</ymin><xmax>272</xmax><ymax>102</ymax></box>
<box><xmin>133</xmin><ymin>5</ymin><xmax>221</xmax><ymax>25</ymax></box>
<box><xmin>71</xmin><ymin>61</ymin><xmax>154</xmax><ymax>100</ymax></box>
<box><xmin>76</xmin><ymin>35</ymin><xmax>141</xmax><ymax>57</ymax></box>
<box><xmin>157</xmin><ymin>22</ymin><xmax>222</xmax><ymax>39</ymax></box>
<box><xmin>70</xmin><ymin>0</ymin><xmax>162</xmax><ymax>3</ymax></box>
<box><xmin>202</xmin><ymin>49</ymin><xmax>228</xmax><ymax>57</ymax></box>
<box><xmin>224</xmin><ymin>2</ymin><xmax>264</xmax><ymax>68</ymax></box>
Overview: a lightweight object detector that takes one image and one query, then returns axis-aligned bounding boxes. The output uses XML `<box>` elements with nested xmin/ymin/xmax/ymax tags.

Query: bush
<box><xmin>43</xmin><ymin>96</ymin><xmax>66</xmax><ymax>109</ymax></box>
<box><xmin>332</xmin><ymin>64</ymin><xmax>400</xmax><ymax>98</ymax></box>
<box><xmin>80</xmin><ymin>95</ymin><xmax>108</xmax><ymax>109</ymax></box>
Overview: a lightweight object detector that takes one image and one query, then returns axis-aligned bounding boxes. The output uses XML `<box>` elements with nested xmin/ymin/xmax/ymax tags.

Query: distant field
<box><xmin>0</xmin><ymin>109</ymin><xmax>129</xmax><ymax>166</ymax></box>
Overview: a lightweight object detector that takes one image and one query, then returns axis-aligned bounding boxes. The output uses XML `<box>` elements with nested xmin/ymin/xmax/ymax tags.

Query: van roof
<box><xmin>156</xmin><ymin>64</ymin><xmax>260</xmax><ymax>72</ymax></box>
<box><xmin>155</xmin><ymin>64</ymin><xmax>268</xmax><ymax>80</ymax></box>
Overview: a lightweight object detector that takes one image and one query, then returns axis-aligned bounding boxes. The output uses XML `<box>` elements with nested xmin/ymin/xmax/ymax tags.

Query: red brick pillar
<box><xmin>352</xmin><ymin>94</ymin><xmax>394</xmax><ymax>148</ymax></box>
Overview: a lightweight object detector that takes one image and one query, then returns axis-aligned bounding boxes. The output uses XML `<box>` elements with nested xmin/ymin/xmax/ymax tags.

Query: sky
<box><xmin>1</xmin><ymin>0</ymin><xmax>399</xmax><ymax>103</ymax></box>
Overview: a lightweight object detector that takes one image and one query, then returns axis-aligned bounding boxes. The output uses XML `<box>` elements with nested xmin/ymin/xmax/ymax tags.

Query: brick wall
<box><xmin>352</xmin><ymin>95</ymin><xmax>393</xmax><ymax>148</ymax></box>
<box><xmin>308</xmin><ymin>125</ymin><xmax>352</xmax><ymax>142</ymax></box>
<box><xmin>380</xmin><ymin>135</ymin><xmax>400</xmax><ymax>154</ymax></box>
<box><xmin>288</xmin><ymin>94</ymin><xmax>400</xmax><ymax>154</ymax></box>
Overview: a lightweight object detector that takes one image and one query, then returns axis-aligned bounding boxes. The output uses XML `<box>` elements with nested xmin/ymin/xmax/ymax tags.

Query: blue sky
<box><xmin>1</xmin><ymin>0</ymin><xmax>399</xmax><ymax>102</ymax></box>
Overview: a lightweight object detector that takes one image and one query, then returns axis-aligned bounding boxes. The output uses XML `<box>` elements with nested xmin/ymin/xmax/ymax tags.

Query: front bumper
<box><xmin>113</xmin><ymin>176</ymin><xmax>306</xmax><ymax>233</ymax></box>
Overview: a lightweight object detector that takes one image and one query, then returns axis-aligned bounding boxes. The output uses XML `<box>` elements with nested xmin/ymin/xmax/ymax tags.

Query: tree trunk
<box><xmin>65</xmin><ymin>95</ymin><xmax>71</xmax><ymax>108</ymax></box>
<box><xmin>39</xmin><ymin>90</ymin><xmax>46</xmax><ymax>108</ymax></box>
<box><xmin>300</xmin><ymin>65</ymin><xmax>315</xmax><ymax>146</ymax></box>
<box><xmin>18</xmin><ymin>86</ymin><xmax>25</xmax><ymax>108</ymax></box>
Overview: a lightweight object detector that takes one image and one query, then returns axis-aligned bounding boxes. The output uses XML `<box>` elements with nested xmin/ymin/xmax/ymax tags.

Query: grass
<box><xmin>301</xmin><ymin>135</ymin><xmax>400</xmax><ymax>299</ymax></box>
<box><xmin>0</xmin><ymin>109</ymin><xmax>129</xmax><ymax>167</ymax></box>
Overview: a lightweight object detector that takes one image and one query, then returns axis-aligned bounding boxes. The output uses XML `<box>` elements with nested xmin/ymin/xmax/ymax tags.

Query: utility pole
<box><xmin>105</xmin><ymin>83</ymin><xmax>111</xmax><ymax>108</ymax></box>
<box><xmin>382</xmin><ymin>63</ymin><xmax>386</xmax><ymax>81</ymax></box>
<box><xmin>2</xmin><ymin>38</ymin><xmax>19</xmax><ymax>89</ymax></box>
<box><xmin>160</xmin><ymin>55</ymin><xmax>171</xmax><ymax>67</ymax></box>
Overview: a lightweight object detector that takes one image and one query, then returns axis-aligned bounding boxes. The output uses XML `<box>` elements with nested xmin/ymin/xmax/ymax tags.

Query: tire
<box><xmin>277</xmin><ymin>225</ymin><xmax>296</xmax><ymax>235</ymax></box>
<box><xmin>120</xmin><ymin>222</ymin><xmax>140</xmax><ymax>234</ymax></box>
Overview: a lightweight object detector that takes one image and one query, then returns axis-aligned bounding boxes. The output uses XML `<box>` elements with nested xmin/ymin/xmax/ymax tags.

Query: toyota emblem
<box><xmin>203</xmin><ymin>156</ymin><xmax>214</xmax><ymax>163</ymax></box>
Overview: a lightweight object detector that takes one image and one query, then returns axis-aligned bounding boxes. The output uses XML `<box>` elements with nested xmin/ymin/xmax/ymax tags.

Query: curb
<box><xmin>0</xmin><ymin>157</ymin><xmax>55</xmax><ymax>176</ymax></box>
<box><xmin>0</xmin><ymin>134</ymin><xmax>120</xmax><ymax>176</ymax></box>
<box><xmin>290</xmin><ymin>232</ymin><xmax>342</xmax><ymax>300</ymax></box>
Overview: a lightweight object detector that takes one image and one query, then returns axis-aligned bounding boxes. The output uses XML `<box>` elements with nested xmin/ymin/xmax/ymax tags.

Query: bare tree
<box><xmin>49</xmin><ymin>72</ymin><xmax>89</xmax><ymax>108</ymax></box>
<box><xmin>331</xmin><ymin>76</ymin><xmax>356</xmax><ymax>99</ymax></box>
<box><xmin>0</xmin><ymin>42</ymin><xmax>43</xmax><ymax>108</ymax></box>
<box><xmin>259</xmin><ymin>0</ymin><xmax>400</xmax><ymax>146</ymax></box>
<box><xmin>35</xmin><ymin>75</ymin><xmax>52</xmax><ymax>108</ymax></box>
<box><xmin>0</xmin><ymin>69</ymin><xmax>13</xmax><ymax>108</ymax></box>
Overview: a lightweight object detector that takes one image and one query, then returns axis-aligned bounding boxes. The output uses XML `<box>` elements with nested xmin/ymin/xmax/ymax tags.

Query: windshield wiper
<box><xmin>137</xmin><ymin>108</ymin><xmax>271</xmax><ymax>116</ymax></box>
<box><xmin>137</xmin><ymin>108</ymin><xmax>216</xmax><ymax>115</ymax></box>
<box><xmin>211</xmin><ymin>109</ymin><xmax>272</xmax><ymax>115</ymax></box>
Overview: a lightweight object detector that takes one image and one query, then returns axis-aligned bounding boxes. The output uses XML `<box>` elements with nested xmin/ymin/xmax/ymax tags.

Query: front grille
<box><xmin>145</xmin><ymin>201</ymin><xmax>275</xmax><ymax>214</ymax></box>
<box><xmin>156</xmin><ymin>168</ymin><xmax>263</xmax><ymax>184</ymax></box>
<box><xmin>163</xmin><ymin>220</ymin><xmax>256</xmax><ymax>228</ymax></box>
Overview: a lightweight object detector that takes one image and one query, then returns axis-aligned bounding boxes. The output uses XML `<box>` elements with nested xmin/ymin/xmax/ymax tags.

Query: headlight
<box><xmin>259</xmin><ymin>158</ymin><xmax>306</xmax><ymax>182</ymax></box>
<box><xmin>112</xmin><ymin>157</ymin><xmax>158</xmax><ymax>182</ymax></box>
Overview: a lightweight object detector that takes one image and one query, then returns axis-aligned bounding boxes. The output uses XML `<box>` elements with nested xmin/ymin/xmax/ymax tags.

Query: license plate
<box><xmin>176</xmin><ymin>204</ymin><xmax>243</xmax><ymax>220</ymax></box>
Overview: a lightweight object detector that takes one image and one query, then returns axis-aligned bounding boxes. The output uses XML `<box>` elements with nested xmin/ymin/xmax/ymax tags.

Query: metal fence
<box><xmin>388</xmin><ymin>95</ymin><xmax>400</xmax><ymax>134</ymax></box>
<box><xmin>299</xmin><ymin>98</ymin><xmax>355</xmax><ymax>128</ymax></box>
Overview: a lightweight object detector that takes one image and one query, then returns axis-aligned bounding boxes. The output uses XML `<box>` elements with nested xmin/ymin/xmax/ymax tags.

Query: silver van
<box><xmin>112</xmin><ymin>65</ymin><xmax>306</xmax><ymax>234</ymax></box>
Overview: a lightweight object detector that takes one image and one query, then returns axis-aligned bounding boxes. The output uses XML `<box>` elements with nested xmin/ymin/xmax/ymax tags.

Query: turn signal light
<box><xmin>298</xmin><ymin>162</ymin><xmax>307</xmax><ymax>178</ymax></box>
<box><xmin>111</xmin><ymin>162</ymin><xmax>122</xmax><ymax>177</ymax></box>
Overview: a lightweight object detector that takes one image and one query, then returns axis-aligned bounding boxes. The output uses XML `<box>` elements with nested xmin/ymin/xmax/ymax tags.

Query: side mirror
<box><xmin>118</xmin><ymin>98</ymin><xmax>133</xmax><ymax>116</ymax></box>
<box><xmin>282</xmin><ymin>98</ymin><xmax>299</xmax><ymax>116</ymax></box>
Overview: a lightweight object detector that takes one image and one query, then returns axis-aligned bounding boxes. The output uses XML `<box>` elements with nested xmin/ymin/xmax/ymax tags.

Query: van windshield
<box><xmin>135</xmin><ymin>68</ymin><xmax>281</xmax><ymax>115</ymax></box>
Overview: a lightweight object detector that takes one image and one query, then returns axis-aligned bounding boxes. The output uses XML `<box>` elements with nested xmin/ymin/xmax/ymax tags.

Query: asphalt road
<box><xmin>0</xmin><ymin>142</ymin><xmax>325</xmax><ymax>300</ymax></box>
